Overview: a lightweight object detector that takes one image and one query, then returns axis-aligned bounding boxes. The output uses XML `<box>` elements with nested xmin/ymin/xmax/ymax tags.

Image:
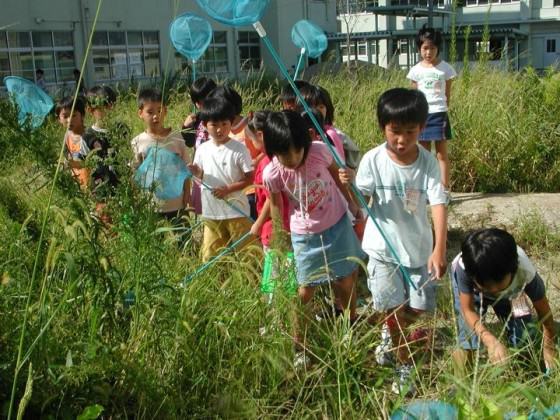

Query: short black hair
<box><xmin>55</xmin><ymin>95</ymin><xmax>86</xmax><ymax>117</ymax></box>
<box><xmin>36</xmin><ymin>68</ymin><xmax>44</xmax><ymax>76</ymax></box>
<box><xmin>416</xmin><ymin>24</ymin><xmax>443</xmax><ymax>53</ymax></box>
<box><xmin>316</xmin><ymin>86</ymin><xmax>335</xmax><ymax>126</ymax></box>
<box><xmin>137</xmin><ymin>87</ymin><xmax>164</xmax><ymax>109</ymax></box>
<box><xmin>199</xmin><ymin>97</ymin><xmax>236</xmax><ymax>123</ymax></box>
<box><xmin>300</xmin><ymin>108</ymin><xmax>325</xmax><ymax>133</ymax></box>
<box><xmin>247</xmin><ymin>110</ymin><xmax>270</xmax><ymax>137</ymax></box>
<box><xmin>377</xmin><ymin>88</ymin><xmax>428</xmax><ymax>129</ymax></box>
<box><xmin>461</xmin><ymin>228</ymin><xmax>519</xmax><ymax>287</ymax></box>
<box><xmin>279</xmin><ymin>80</ymin><xmax>312</xmax><ymax>108</ymax></box>
<box><xmin>263</xmin><ymin>110</ymin><xmax>311</xmax><ymax>160</ymax></box>
<box><xmin>87</xmin><ymin>85</ymin><xmax>117</xmax><ymax>108</ymax></box>
<box><xmin>208</xmin><ymin>84</ymin><xmax>243</xmax><ymax>115</ymax></box>
<box><xmin>189</xmin><ymin>77</ymin><xmax>217</xmax><ymax>105</ymax></box>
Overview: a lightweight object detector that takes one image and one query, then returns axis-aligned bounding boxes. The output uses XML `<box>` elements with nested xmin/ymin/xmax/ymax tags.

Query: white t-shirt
<box><xmin>131</xmin><ymin>131</ymin><xmax>190</xmax><ymax>213</ymax></box>
<box><xmin>407</xmin><ymin>60</ymin><xmax>457</xmax><ymax>113</ymax></box>
<box><xmin>193</xmin><ymin>138</ymin><xmax>253</xmax><ymax>220</ymax></box>
<box><xmin>355</xmin><ymin>143</ymin><xmax>447</xmax><ymax>268</ymax></box>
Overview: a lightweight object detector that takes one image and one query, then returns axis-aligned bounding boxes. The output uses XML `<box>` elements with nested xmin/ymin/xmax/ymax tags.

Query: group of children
<box><xmin>53</xmin><ymin>25</ymin><xmax>556</xmax><ymax>395</ymax></box>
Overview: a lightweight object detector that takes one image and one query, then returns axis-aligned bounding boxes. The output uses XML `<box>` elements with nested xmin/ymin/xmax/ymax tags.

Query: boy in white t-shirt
<box><xmin>188</xmin><ymin>97</ymin><xmax>255</xmax><ymax>262</ymax></box>
<box><xmin>341</xmin><ymin>88</ymin><xmax>448</xmax><ymax>395</ymax></box>
<box><xmin>407</xmin><ymin>24</ymin><xmax>457</xmax><ymax>190</ymax></box>
<box><xmin>131</xmin><ymin>88</ymin><xmax>191</xmax><ymax>219</ymax></box>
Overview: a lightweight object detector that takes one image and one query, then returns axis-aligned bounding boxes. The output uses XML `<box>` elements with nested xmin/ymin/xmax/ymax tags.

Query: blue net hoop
<box><xmin>391</xmin><ymin>401</ymin><xmax>458</xmax><ymax>420</ymax></box>
<box><xmin>4</xmin><ymin>76</ymin><xmax>54</xmax><ymax>128</ymax></box>
<box><xmin>134</xmin><ymin>146</ymin><xmax>192</xmax><ymax>200</ymax></box>
<box><xmin>195</xmin><ymin>0</ymin><xmax>271</xmax><ymax>27</ymax></box>
<box><xmin>170</xmin><ymin>12</ymin><xmax>213</xmax><ymax>62</ymax></box>
<box><xmin>291</xmin><ymin>20</ymin><xmax>328</xmax><ymax>59</ymax></box>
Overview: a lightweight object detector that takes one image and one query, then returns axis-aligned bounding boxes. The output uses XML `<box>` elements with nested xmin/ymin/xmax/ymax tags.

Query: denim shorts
<box><xmin>291</xmin><ymin>215</ymin><xmax>365</xmax><ymax>287</ymax></box>
<box><xmin>419</xmin><ymin>111</ymin><xmax>452</xmax><ymax>141</ymax></box>
<box><xmin>367</xmin><ymin>258</ymin><xmax>436</xmax><ymax>312</ymax></box>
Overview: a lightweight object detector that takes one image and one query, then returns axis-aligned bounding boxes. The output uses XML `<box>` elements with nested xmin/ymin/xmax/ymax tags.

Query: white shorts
<box><xmin>367</xmin><ymin>258</ymin><xmax>436</xmax><ymax>312</ymax></box>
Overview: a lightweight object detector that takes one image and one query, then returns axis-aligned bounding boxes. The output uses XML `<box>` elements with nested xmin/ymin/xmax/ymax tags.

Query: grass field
<box><xmin>1</xmin><ymin>66</ymin><xmax>560</xmax><ymax>418</ymax></box>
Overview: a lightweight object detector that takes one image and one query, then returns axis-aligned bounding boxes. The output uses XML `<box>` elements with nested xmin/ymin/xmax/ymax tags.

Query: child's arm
<box><xmin>459</xmin><ymin>292</ymin><xmax>509</xmax><ymax>364</ymax></box>
<box><xmin>328</xmin><ymin>162</ymin><xmax>360</xmax><ymax>217</ymax></box>
<box><xmin>213</xmin><ymin>171</ymin><xmax>254</xmax><ymax>199</ymax></box>
<box><xmin>182</xmin><ymin>178</ymin><xmax>192</xmax><ymax>209</ymax></box>
<box><xmin>250</xmin><ymin>197</ymin><xmax>270</xmax><ymax>236</ymax></box>
<box><xmin>533</xmin><ymin>296</ymin><xmax>557</xmax><ymax>369</ymax></box>
<box><xmin>428</xmin><ymin>204</ymin><xmax>447</xmax><ymax>279</ymax></box>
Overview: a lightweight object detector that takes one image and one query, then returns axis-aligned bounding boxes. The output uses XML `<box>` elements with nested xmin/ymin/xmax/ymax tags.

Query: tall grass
<box><xmin>1</xmin><ymin>68</ymin><xmax>559</xmax><ymax>418</ymax></box>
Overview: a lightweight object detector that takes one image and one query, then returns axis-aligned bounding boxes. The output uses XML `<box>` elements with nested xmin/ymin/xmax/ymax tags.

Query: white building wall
<box><xmin>0</xmin><ymin>0</ymin><xmax>336</xmax><ymax>90</ymax></box>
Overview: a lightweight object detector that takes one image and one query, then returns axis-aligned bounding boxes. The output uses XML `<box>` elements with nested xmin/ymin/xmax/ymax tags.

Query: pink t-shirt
<box><xmin>255</xmin><ymin>156</ymin><xmax>290</xmax><ymax>247</ymax></box>
<box><xmin>325</xmin><ymin>124</ymin><xmax>345</xmax><ymax>164</ymax></box>
<box><xmin>263</xmin><ymin>142</ymin><xmax>348</xmax><ymax>235</ymax></box>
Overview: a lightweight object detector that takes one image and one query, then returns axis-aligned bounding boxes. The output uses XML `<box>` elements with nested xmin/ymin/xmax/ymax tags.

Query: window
<box><xmin>238</xmin><ymin>31</ymin><xmax>261</xmax><ymax>71</ymax></box>
<box><xmin>555</xmin><ymin>0</ymin><xmax>560</xmax><ymax>7</ymax></box>
<box><xmin>390</xmin><ymin>0</ymin><xmax>445</xmax><ymax>6</ymax></box>
<box><xmin>392</xmin><ymin>39</ymin><xmax>409</xmax><ymax>55</ymax></box>
<box><xmin>92</xmin><ymin>30</ymin><xmax>160</xmax><ymax>81</ymax></box>
<box><xmin>464</xmin><ymin>0</ymin><xmax>517</xmax><ymax>5</ymax></box>
<box><xmin>546</xmin><ymin>39</ymin><xmax>556</xmax><ymax>53</ymax></box>
<box><xmin>337</xmin><ymin>0</ymin><xmax>379</xmax><ymax>14</ymax></box>
<box><xmin>175</xmin><ymin>31</ymin><xmax>229</xmax><ymax>75</ymax></box>
<box><xmin>358</xmin><ymin>41</ymin><xmax>367</xmax><ymax>55</ymax></box>
<box><xmin>0</xmin><ymin>30</ymin><xmax>75</xmax><ymax>87</ymax></box>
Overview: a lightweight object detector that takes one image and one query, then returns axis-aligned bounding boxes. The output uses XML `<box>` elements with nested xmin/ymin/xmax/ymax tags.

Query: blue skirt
<box><xmin>291</xmin><ymin>215</ymin><xmax>365</xmax><ymax>287</ymax></box>
<box><xmin>419</xmin><ymin>111</ymin><xmax>452</xmax><ymax>141</ymax></box>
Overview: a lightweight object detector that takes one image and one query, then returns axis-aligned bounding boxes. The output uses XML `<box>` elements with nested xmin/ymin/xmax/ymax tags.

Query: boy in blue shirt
<box><xmin>451</xmin><ymin>228</ymin><xmax>556</xmax><ymax>373</ymax></box>
<box><xmin>342</xmin><ymin>88</ymin><xmax>448</xmax><ymax>395</ymax></box>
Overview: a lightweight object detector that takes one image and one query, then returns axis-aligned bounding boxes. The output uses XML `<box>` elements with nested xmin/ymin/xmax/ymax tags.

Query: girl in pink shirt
<box><xmin>262</xmin><ymin>110</ymin><xmax>364</xmax><ymax>365</ymax></box>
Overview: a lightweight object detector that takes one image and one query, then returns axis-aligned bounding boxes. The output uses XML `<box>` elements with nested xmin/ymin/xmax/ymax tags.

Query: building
<box><xmin>332</xmin><ymin>0</ymin><xmax>560</xmax><ymax>71</ymax></box>
<box><xmin>0</xmin><ymin>0</ymin><xmax>337</xmax><ymax>93</ymax></box>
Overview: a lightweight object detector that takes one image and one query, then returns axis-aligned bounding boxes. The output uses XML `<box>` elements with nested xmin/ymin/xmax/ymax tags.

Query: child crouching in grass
<box><xmin>451</xmin><ymin>228</ymin><xmax>556</xmax><ymax>373</ymax></box>
<box><xmin>262</xmin><ymin>110</ymin><xmax>364</xmax><ymax>369</ymax></box>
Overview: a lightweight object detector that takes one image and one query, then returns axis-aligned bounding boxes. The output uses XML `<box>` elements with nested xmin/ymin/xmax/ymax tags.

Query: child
<box><xmin>262</xmin><ymin>110</ymin><xmax>363</xmax><ymax>367</ymax></box>
<box><xmin>348</xmin><ymin>88</ymin><xmax>448</xmax><ymax>394</ymax></box>
<box><xmin>56</xmin><ymin>96</ymin><xmax>90</xmax><ymax>189</ymax></box>
<box><xmin>84</xmin><ymin>85</ymin><xmax>120</xmax><ymax>203</ymax></box>
<box><xmin>131</xmin><ymin>87</ymin><xmax>191</xmax><ymax>219</ymax></box>
<box><xmin>188</xmin><ymin>97</ymin><xmax>254</xmax><ymax>262</ymax></box>
<box><xmin>181</xmin><ymin>77</ymin><xmax>217</xmax><ymax>148</ymax></box>
<box><xmin>298</xmin><ymin>84</ymin><xmax>346</xmax><ymax>164</ymax></box>
<box><xmin>182</xmin><ymin>77</ymin><xmax>217</xmax><ymax>215</ymax></box>
<box><xmin>208</xmin><ymin>84</ymin><xmax>263</xmax><ymax>220</ymax></box>
<box><xmin>247</xmin><ymin>111</ymin><xmax>292</xmax><ymax>297</ymax></box>
<box><xmin>451</xmin><ymin>228</ymin><xmax>556</xmax><ymax>372</ymax></box>
<box><xmin>279</xmin><ymin>80</ymin><xmax>312</xmax><ymax>111</ymax></box>
<box><xmin>407</xmin><ymin>24</ymin><xmax>456</xmax><ymax>190</ymax></box>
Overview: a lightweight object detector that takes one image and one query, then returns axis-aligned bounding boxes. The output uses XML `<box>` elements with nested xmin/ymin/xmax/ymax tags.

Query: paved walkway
<box><xmin>449</xmin><ymin>193</ymin><xmax>560</xmax><ymax>229</ymax></box>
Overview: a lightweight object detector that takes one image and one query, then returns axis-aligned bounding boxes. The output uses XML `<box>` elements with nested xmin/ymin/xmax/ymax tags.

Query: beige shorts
<box><xmin>201</xmin><ymin>217</ymin><xmax>254</xmax><ymax>262</ymax></box>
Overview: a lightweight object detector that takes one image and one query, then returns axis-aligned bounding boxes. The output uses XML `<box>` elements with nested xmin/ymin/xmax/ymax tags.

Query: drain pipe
<box><xmin>79</xmin><ymin>0</ymin><xmax>90</xmax><ymax>87</ymax></box>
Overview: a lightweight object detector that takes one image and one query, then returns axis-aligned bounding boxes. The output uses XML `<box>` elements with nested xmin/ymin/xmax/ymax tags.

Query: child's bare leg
<box><xmin>435</xmin><ymin>140</ymin><xmax>449</xmax><ymax>189</ymax></box>
<box><xmin>332</xmin><ymin>270</ymin><xmax>357</xmax><ymax>320</ymax></box>
<box><xmin>294</xmin><ymin>286</ymin><xmax>315</xmax><ymax>350</ymax></box>
<box><xmin>387</xmin><ymin>306</ymin><xmax>412</xmax><ymax>365</ymax></box>
<box><xmin>419</xmin><ymin>140</ymin><xmax>431</xmax><ymax>152</ymax></box>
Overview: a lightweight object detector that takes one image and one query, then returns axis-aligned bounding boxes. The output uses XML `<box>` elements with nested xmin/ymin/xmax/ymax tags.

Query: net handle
<box><xmin>293</xmin><ymin>47</ymin><xmax>306</xmax><ymax>80</ymax></box>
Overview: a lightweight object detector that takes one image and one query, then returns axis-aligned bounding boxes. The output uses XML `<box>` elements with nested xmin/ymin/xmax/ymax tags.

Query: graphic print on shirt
<box><xmin>285</xmin><ymin>176</ymin><xmax>329</xmax><ymax>218</ymax></box>
<box><xmin>393</xmin><ymin>178</ymin><xmax>422</xmax><ymax>215</ymax></box>
<box><xmin>421</xmin><ymin>73</ymin><xmax>443</xmax><ymax>101</ymax></box>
